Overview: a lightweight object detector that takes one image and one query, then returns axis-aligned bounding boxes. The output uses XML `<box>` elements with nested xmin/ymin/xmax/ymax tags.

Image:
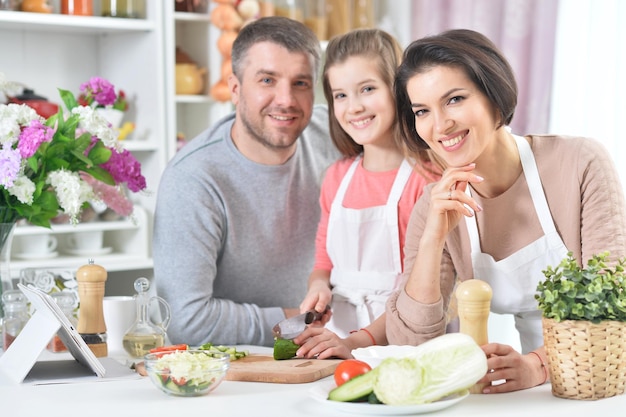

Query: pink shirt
<box><xmin>313</xmin><ymin>157</ymin><xmax>433</xmax><ymax>272</ymax></box>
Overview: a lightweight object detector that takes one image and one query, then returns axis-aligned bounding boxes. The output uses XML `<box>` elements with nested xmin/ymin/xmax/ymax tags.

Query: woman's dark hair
<box><xmin>395</xmin><ymin>29</ymin><xmax>518</xmax><ymax>155</ymax></box>
<box><xmin>322</xmin><ymin>28</ymin><xmax>403</xmax><ymax>157</ymax></box>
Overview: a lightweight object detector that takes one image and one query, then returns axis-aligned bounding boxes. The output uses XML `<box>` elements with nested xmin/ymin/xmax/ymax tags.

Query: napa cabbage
<box><xmin>373</xmin><ymin>333</ymin><xmax>488</xmax><ymax>405</ymax></box>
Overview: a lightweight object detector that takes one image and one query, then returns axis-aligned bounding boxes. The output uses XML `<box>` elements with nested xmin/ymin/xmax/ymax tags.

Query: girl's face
<box><xmin>406</xmin><ymin>65</ymin><xmax>499</xmax><ymax>168</ymax></box>
<box><xmin>327</xmin><ymin>56</ymin><xmax>395</xmax><ymax>148</ymax></box>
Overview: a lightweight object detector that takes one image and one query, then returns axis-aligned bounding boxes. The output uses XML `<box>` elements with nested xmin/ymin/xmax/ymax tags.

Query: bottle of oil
<box><xmin>122</xmin><ymin>277</ymin><xmax>171</xmax><ymax>358</ymax></box>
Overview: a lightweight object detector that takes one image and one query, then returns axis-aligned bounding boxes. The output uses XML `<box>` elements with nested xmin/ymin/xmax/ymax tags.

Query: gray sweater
<box><xmin>153</xmin><ymin>105</ymin><xmax>339</xmax><ymax>346</ymax></box>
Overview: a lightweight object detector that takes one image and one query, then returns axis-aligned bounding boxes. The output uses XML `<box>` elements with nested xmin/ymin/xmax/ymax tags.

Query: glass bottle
<box><xmin>304</xmin><ymin>0</ymin><xmax>327</xmax><ymax>40</ymax></box>
<box><xmin>61</xmin><ymin>0</ymin><xmax>93</xmax><ymax>15</ymax></box>
<box><xmin>122</xmin><ymin>277</ymin><xmax>171</xmax><ymax>358</ymax></box>
<box><xmin>47</xmin><ymin>292</ymin><xmax>78</xmax><ymax>353</ymax></box>
<box><xmin>101</xmin><ymin>0</ymin><xmax>145</xmax><ymax>19</ymax></box>
<box><xmin>2</xmin><ymin>290</ymin><xmax>28</xmax><ymax>351</ymax></box>
<box><xmin>274</xmin><ymin>0</ymin><xmax>303</xmax><ymax>22</ymax></box>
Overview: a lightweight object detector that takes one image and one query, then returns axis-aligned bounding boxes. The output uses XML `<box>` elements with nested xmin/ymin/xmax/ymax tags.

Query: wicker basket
<box><xmin>542</xmin><ymin>317</ymin><xmax>626</xmax><ymax>400</ymax></box>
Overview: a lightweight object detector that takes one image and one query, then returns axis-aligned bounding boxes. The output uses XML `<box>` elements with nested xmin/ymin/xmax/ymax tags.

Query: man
<box><xmin>153</xmin><ymin>17</ymin><xmax>339</xmax><ymax>346</ymax></box>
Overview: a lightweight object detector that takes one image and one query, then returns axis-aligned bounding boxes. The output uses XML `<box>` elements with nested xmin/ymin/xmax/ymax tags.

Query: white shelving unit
<box><xmin>0</xmin><ymin>7</ymin><xmax>166</xmax><ymax>283</ymax></box>
<box><xmin>163</xmin><ymin>5</ymin><xmax>232</xmax><ymax>160</ymax></box>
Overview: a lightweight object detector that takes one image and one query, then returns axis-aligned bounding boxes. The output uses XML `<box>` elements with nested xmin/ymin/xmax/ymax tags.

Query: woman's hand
<box><xmin>479</xmin><ymin>343</ymin><xmax>548</xmax><ymax>393</ymax></box>
<box><xmin>292</xmin><ymin>327</ymin><xmax>354</xmax><ymax>360</ymax></box>
<box><xmin>423</xmin><ymin>163</ymin><xmax>484</xmax><ymax>241</ymax></box>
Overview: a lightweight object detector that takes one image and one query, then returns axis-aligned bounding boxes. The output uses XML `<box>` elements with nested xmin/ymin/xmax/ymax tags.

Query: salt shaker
<box><xmin>76</xmin><ymin>259</ymin><xmax>108</xmax><ymax>357</ymax></box>
<box><xmin>455</xmin><ymin>279</ymin><xmax>492</xmax><ymax>394</ymax></box>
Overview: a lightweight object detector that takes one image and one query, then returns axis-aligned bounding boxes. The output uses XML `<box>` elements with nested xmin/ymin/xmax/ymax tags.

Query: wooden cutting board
<box><xmin>225</xmin><ymin>354</ymin><xmax>342</xmax><ymax>384</ymax></box>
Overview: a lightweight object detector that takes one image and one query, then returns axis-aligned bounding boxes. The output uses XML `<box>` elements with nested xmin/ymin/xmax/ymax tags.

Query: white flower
<box><xmin>46</xmin><ymin>169</ymin><xmax>94</xmax><ymax>224</ymax></box>
<box><xmin>8</xmin><ymin>175</ymin><xmax>36</xmax><ymax>204</ymax></box>
<box><xmin>0</xmin><ymin>72</ymin><xmax>22</xmax><ymax>98</ymax></box>
<box><xmin>71</xmin><ymin>106</ymin><xmax>120</xmax><ymax>150</ymax></box>
<box><xmin>0</xmin><ymin>103</ymin><xmax>41</xmax><ymax>147</ymax></box>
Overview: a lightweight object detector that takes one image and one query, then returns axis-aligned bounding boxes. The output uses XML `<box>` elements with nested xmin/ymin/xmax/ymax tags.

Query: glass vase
<box><xmin>0</xmin><ymin>222</ymin><xmax>16</xmax><ymax>350</ymax></box>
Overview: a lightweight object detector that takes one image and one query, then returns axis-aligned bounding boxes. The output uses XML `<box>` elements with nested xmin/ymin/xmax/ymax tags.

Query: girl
<box><xmin>296</xmin><ymin>29</ymin><xmax>438</xmax><ymax>355</ymax></box>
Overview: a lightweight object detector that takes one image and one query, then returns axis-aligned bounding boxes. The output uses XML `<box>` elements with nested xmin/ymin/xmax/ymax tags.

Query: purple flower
<box><xmin>17</xmin><ymin>120</ymin><xmax>54</xmax><ymax>158</ymax></box>
<box><xmin>102</xmin><ymin>148</ymin><xmax>147</xmax><ymax>192</ymax></box>
<box><xmin>80</xmin><ymin>77</ymin><xmax>117</xmax><ymax>107</ymax></box>
<box><xmin>0</xmin><ymin>145</ymin><xmax>21</xmax><ymax>188</ymax></box>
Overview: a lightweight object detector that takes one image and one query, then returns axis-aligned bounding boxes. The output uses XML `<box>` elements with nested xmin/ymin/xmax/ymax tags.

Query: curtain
<box><xmin>549</xmin><ymin>0</ymin><xmax>626</xmax><ymax>187</ymax></box>
<box><xmin>408</xmin><ymin>0</ymin><xmax>559</xmax><ymax>135</ymax></box>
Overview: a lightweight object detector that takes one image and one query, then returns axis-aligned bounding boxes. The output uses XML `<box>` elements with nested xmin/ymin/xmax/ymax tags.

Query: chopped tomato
<box><xmin>334</xmin><ymin>359</ymin><xmax>372</xmax><ymax>387</ymax></box>
<box><xmin>149</xmin><ymin>344</ymin><xmax>188</xmax><ymax>354</ymax></box>
<box><xmin>172</xmin><ymin>376</ymin><xmax>187</xmax><ymax>385</ymax></box>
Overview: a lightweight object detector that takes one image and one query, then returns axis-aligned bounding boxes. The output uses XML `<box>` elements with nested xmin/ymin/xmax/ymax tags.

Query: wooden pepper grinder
<box><xmin>76</xmin><ymin>259</ymin><xmax>108</xmax><ymax>357</ymax></box>
<box><xmin>455</xmin><ymin>279</ymin><xmax>492</xmax><ymax>394</ymax></box>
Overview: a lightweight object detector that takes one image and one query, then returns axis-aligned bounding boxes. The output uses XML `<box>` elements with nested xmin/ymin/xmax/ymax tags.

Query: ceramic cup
<box><xmin>66</xmin><ymin>230</ymin><xmax>104</xmax><ymax>251</ymax></box>
<box><xmin>17</xmin><ymin>234</ymin><xmax>58</xmax><ymax>256</ymax></box>
<box><xmin>103</xmin><ymin>296</ymin><xmax>137</xmax><ymax>354</ymax></box>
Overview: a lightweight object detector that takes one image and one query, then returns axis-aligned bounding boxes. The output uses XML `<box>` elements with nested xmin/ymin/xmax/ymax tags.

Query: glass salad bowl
<box><xmin>144</xmin><ymin>350</ymin><xmax>230</xmax><ymax>397</ymax></box>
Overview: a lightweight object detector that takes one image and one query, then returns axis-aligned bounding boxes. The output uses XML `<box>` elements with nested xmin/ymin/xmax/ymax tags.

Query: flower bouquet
<box><xmin>0</xmin><ymin>76</ymin><xmax>147</xmax><ymax>228</ymax></box>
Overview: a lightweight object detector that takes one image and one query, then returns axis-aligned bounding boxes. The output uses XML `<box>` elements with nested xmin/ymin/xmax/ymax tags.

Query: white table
<box><xmin>2</xmin><ymin>347</ymin><xmax>624</xmax><ymax>417</ymax></box>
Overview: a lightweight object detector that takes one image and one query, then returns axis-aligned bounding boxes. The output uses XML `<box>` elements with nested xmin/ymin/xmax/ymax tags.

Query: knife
<box><xmin>272</xmin><ymin>307</ymin><xmax>329</xmax><ymax>340</ymax></box>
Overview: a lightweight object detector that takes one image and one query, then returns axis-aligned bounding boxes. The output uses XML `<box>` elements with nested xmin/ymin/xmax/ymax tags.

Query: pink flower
<box><xmin>18</xmin><ymin>119</ymin><xmax>54</xmax><ymax>158</ymax></box>
<box><xmin>101</xmin><ymin>148</ymin><xmax>147</xmax><ymax>193</ymax></box>
<box><xmin>81</xmin><ymin>173</ymin><xmax>134</xmax><ymax>216</ymax></box>
<box><xmin>80</xmin><ymin>77</ymin><xmax>117</xmax><ymax>107</ymax></box>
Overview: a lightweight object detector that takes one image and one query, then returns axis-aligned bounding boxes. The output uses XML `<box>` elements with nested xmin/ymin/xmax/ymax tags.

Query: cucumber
<box><xmin>328</xmin><ymin>369</ymin><xmax>377</xmax><ymax>402</ymax></box>
<box><xmin>273</xmin><ymin>338</ymin><xmax>300</xmax><ymax>360</ymax></box>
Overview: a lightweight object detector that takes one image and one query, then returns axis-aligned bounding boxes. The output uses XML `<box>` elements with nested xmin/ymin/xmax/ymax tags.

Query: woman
<box><xmin>295</xmin><ymin>29</ymin><xmax>438</xmax><ymax>358</ymax></box>
<box><xmin>386</xmin><ymin>28</ymin><xmax>626</xmax><ymax>393</ymax></box>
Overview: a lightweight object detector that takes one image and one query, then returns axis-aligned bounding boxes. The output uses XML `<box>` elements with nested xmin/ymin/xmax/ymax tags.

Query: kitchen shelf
<box><xmin>174</xmin><ymin>11</ymin><xmax>211</xmax><ymax>22</ymax></box>
<box><xmin>10</xmin><ymin>206</ymin><xmax>151</xmax><ymax>277</ymax></box>
<box><xmin>0</xmin><ymin>5</ymin><xmax>164</xmax><ymax>287</ymax></box>
<box><xmin>0</xmin><ymin>10</ymin><xmax>154</xmax><ymax>33</ymax></box>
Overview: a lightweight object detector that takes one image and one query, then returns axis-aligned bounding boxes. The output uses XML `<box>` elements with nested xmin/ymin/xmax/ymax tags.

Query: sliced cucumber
<box><xmin>328</xmin><ymin>369</ymin><xmax>377</xmax><ymax>402</ymax></box>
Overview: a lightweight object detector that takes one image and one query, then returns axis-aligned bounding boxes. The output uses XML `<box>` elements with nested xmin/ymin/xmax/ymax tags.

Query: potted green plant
<box><xmin>536</xmin><ymin>251</ymin><xmax>626</xmax><ymax>400</ymax></box>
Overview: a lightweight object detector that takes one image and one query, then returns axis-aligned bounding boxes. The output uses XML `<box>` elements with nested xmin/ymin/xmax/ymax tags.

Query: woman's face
<box><xmin>327</xmin><ymin>56</ymin><xmax>396</xmax><ymax>148</ymax></box>
<box><xmin>406</xmin><ymin>65</ymin><xmax>499</xmax><ymax>168</ymax></box>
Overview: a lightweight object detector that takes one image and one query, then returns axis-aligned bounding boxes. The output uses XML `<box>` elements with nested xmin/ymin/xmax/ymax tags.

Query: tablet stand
<box><xmin>0</xmin><ymin>283</ymin><xmax>105</xmax><ymax>384</ymax></box>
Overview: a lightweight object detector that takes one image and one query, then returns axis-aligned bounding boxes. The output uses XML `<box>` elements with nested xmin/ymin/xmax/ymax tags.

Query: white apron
<box><xmin>326</xmin><ymin>157</ymin><xmax>412</xmax><ymax>337</ymax></box>
<box><xmin>464</xmin><ymin>135</ymin><xmax>569</xmax><ymax>353</ymax></box>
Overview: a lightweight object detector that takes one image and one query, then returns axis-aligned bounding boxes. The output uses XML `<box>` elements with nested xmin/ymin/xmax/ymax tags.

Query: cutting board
<box><xmin>225</xmin><ymin>354</ymin><xmax>342</xmax><ymax>384</ymax></box>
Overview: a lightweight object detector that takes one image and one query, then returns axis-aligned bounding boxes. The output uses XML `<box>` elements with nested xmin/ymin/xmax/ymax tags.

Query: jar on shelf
<box><xmin>0</xmin><ymin>0</ymin><xmax>19</xmax><ymax>10</ymax></box>
<box><xmin>47</xmin><ymin>292</ymin><xmax>78</xmax><ymax>353</ymax></box>
<box><xmin>101</xmin><ymin>0</ymin><xmax>145</xmax><ymax>19</ymax></box>
<box><xmin>274</xmin><ymin>0</ymin><xmax>303</xmax><ymax>22</ymax></box>
<box><xmin>352</xmin><ymin>0</ymin><xmax>377</xmax><ymax>29</ymax></box>
<box><xmin>304</xmin><ymin>0</ymin><xmax>327</xmax><ymax>41</ymax></box>
<box><xmin>326</xmin><ymin>0</ymin><xmax>352</xmax><ymax>38</ymax></box>
<box><xmin>61</xmin><ymin>0</ymin><xmax>93</xmax><ymax>16</ymax></box>
<box><xmin>2</xmin><ymin>290</ymin><xmax>29</xmax><ymax>351</ymax></box>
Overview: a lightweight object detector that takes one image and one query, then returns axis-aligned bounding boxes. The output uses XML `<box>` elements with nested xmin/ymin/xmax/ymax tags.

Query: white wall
<box><xmin>549</xmin><ymin>0</ymin><xmax>626</xmax><ymax>188</ymax></box>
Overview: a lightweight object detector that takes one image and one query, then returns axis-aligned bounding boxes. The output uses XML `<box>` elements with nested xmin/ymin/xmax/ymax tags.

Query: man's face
<box><xmin>229</xmin><ymin>41</ymin><xmax>316</xmax><ymax>164</ymax></box>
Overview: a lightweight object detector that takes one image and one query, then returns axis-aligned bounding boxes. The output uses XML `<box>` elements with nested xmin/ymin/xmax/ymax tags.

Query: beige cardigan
<box><xmin>386</xmin><ymin>134</ymin><xmax>626</xmax><ymax>345</ymax></box>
